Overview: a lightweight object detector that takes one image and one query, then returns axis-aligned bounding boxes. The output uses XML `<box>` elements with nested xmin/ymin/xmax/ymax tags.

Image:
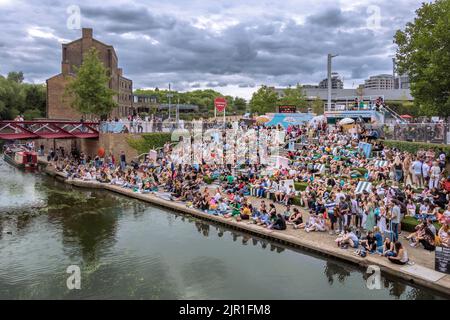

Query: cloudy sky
<box><xmin>0</xmin><ymin>0</ymin><xmax>423</xmax><ymax>99</ymax></box>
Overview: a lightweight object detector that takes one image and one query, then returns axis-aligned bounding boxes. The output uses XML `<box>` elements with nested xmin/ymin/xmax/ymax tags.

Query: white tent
<box><xmin>338</xmin><ymin>118</ymin><xmax>355</xmax><ymax>125</ymax></box>
<box><xmin>309</xmin><ymin>115</ymin><xmax>327</xmax><ymax>126</ymax></box>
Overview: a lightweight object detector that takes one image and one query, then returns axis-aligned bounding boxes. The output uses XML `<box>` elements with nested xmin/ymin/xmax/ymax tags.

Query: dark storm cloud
<box><xmin>82</xmin><ymin>5</ymin><xmax>176</xmax><ymax>33</ymax></box>
<box><xmin>0</xmin><ymin>0</ymin><xmax>420</xmax><ymax>96</ymax></box>
<box><xmin>307</xmin><ymin>7</ymin><xmax>348</xmax><ymax>27</ymax></box>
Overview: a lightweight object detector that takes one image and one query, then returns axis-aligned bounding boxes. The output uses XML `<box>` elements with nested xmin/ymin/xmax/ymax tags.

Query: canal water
<box><xmin>0</xmin><ymin>159</ymin><xmax>446</xmax><ymax>299</ymax></box>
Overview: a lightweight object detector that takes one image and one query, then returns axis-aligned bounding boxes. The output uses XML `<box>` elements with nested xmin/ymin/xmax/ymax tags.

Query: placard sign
<box><xmin>278</xmin><ymin>105</ymin><xmax>296</xmax><ymax>113</ymax></box>
<box><xmin>214</xmin><ymin>97</ymin><xmax>227</xmax><ymax>112</ymax></box>
<box><xmin>435</xmin><ymin>246</ymin><xmax>450</xmax><ymax>274</ymax></box>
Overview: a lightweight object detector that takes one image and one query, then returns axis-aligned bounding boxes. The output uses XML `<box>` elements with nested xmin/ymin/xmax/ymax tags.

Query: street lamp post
<box><xmin>167</xmin><ymin>83</ymin><xmax>174</xmax><ymax>125</ymax></box>
<box><xmin>327</xmin><ymin>53</ymin><xmax>338</xmax><ymax>113</ymax></box>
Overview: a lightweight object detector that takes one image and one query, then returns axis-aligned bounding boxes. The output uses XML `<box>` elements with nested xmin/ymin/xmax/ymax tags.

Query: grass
<box><xmin>401</xmin><ymin>216</ymin><xmax>442</xmax><ymax>233</ymax></box>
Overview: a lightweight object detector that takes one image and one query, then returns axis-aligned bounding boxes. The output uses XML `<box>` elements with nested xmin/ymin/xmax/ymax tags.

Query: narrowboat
<box><xmin>3</xmin><ymin>147</ymin><xmax>38</xmax><ymax>169</ymax></box>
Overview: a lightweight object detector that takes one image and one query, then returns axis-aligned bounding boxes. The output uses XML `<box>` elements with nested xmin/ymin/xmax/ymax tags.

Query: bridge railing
<box><xmin>379</xmin><ymin>123</ymin><xmax>449</xmax><ymax>144</ymax></box>
<box><xmin>99</xmin><ymin>121</ymin><xmax>227</xmax><ymax>134</ymax></box>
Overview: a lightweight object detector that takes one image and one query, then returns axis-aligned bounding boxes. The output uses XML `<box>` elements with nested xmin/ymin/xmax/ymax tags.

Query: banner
<box><xmin>358</xmin><ymin>142</ymin><xmax>372</xmax><ymax>158</ymax></box>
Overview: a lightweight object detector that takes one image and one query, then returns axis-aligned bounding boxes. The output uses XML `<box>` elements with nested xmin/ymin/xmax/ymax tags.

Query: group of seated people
<box><xmin>46</xmin><ymin>121</ymin><xmax>449</xmax><ymax>268</ymax></box>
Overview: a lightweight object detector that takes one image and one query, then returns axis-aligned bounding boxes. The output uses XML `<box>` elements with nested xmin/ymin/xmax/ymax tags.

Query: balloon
<box><xmin>97</xmin><ymin>147</ymin><xmax>105</xmax><ymax>157</ymax></box>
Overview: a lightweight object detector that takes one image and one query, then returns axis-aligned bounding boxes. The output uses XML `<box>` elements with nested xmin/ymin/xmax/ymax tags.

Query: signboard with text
<box><xmin>214</xmin><ymin>97</ymin><xmax>227</xmax><ymax>112</ymax></box>
<box><xmin>435</xmin><ymin>246</ymin><xmax>450</xmax><ymax>274</ymax></box>
<box><xmin>278</xmin><ymin>105</ymin><xmax>297</xmax><ymax>113</ymax></box>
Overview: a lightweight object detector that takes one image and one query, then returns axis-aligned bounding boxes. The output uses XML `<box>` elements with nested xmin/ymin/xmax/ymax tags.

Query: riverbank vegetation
<box><xmin>126</xmin><ymin>133</ymin><xmax>172</xmax><ymax>154</ymax></box>
<box><xmin>0</xmin><ymin>72</ymin><xmax>46</xmax><ymax>120</ymax></box>
<box><xmin>134</xmin><ymin>88</ymin><xmax>248</xmax><ymax>120</ymax></box>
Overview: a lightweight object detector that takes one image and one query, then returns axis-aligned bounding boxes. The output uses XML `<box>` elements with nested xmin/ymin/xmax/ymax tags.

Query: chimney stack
<box><xmin>82</xmin><ymin>28</ymin><xmax>93</xmax><ymax>39</ymax></box>
<box><xmin>62</xmin><ymin>62</ymin><xmax>70</xmax><ymax>75</ymax></box>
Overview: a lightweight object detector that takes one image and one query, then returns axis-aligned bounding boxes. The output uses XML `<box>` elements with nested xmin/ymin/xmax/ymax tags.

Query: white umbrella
<box><xmin>309</xmin><ymin>115</ymin><xmax>326</xmax><ymax>125</ymax></box>
<box><xmin>338</xmin><ymin>118</ymin><xmax>355</xmax><ymax>125</ymax></box>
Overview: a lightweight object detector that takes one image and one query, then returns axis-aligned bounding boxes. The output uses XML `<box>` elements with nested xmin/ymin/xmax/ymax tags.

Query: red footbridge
<box><xmin>0</xmin><ymin>121</ymin><xmax>100</xmax><ymax>140</ymax></box>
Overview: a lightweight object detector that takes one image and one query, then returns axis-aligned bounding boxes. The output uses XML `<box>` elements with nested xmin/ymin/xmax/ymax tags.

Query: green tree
<box><xmin>65</xmin><ymin>48</ymin><xmax>117</xmax><ymax>118</ymax></box>
<box><xmin>0</xmin><ymin>73</ymin><xmax>46</xmax><ymax>120</ymax></box>
<box><xmin>234</xmin><ymin>97</ymin><xmax>247</xmax><ymax>113</ymax></box>
<box><xmin>23</xmin><ymin>84</ymin><xmax>46</xmax><ymax>117</ymax></box>
<box><xmin>394</xmin><ymin>0</ymin><xmax>450</xmax><ymax>117</ymax></box>
<box><xmin>278</xmin><ymin>84</ymin><xmax>306</xmax><ymax>110</ymax></box>
<box><xmin>311</xmin><ymin>96</ymin><xmax>324</xmax><ymax>115</ymax></box>
<box><xmin>0</xmin><ymin>75</ymin><xmax>24</xmax><ymax>119</ymax></box>
<box><xmin>7</xmin><ymin>71</ymin><xmax>24</xmax><ymax>83</ymax></box>
<box><xmin>249</xmin><ymin>85</ymin><xmax>278</xmax><ymax>114</ymax></box>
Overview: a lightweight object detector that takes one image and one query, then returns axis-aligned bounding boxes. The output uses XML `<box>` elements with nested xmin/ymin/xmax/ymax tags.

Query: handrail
<box><xmin>380</xmin><ymin>104</ymin><xmax>405</xmax><ymax>123</ymax></box>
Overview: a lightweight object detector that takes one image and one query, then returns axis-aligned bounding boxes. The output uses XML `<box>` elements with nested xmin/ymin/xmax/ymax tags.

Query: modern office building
<box><xmin>394</xmin><ymin>74</ymin><xmax>410</xmax><ymax>89</ymax></box>
<box><xmin>364</xmin><ymin>74</ymin><xmax>394</xmax><ymax>90</ymax></box>
<box><xmin>318</xmin><ymin>72</ymin><xmax>344</xmax><ymax>89</ymax></box>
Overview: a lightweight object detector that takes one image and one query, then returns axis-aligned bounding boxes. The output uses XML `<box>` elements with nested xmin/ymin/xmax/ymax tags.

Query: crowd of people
<box><xmin>43</xmin><ymin>119</ymin><xmax>450</xmax><ymax>267</ymax></box>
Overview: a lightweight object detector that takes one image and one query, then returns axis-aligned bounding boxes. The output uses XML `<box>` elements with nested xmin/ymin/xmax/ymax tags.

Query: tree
<box><xmin>278</xmin><ymin>84</ymin><xmax>306</xmax><ymax>110</ymax></box>
<box><xmin>7</xmin><ymin>71</ymin><xmax>24</xmax><ymax>83</ymax></box>
<box><xmin>0</xmin><ymin>73</ymin><xmax>47</xmax><ymax>120</ymax></box>
<box><xmin>394</xmin><ymin>0</ymin><xmax>450</xmax><ymax>118</ymax></box>
<box><xmin>249</xmin><ymin>85</ymin><xmax>278</xmax><ymax>114</ymax></box>
<box><xmin>0</xmin><ymin>75</ymin><xmax>24</xmax><ymax>119</ymax></box>
<box><xmin>311</xmin><ymin>96</ymin><xmax>324</xmax><ymax>115</ymax></box>
<box><xmin>234</xmin><ymin>97</ymin><xmax>247</xmax><ymax>113</ymax></box>
<box><xmin>23</xmin><ymin>84</ymin><xmax>46</xmax><ymax>117</ymax></box>
<box><xmin>65</xmin><ymin>47</ymin><xmax>117</xmax><ymax>118</ymax></box>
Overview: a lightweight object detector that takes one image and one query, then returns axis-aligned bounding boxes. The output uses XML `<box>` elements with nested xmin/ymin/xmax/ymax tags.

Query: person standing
<box><xmin>390</xmin><ymin>202</ymin><xmax>401</xmax><ymax>242</ymax></box>
<box><xmin>120</xmin><ymin>151</ymin><xmax>126</xmax><ymax>171</ymax></box>
<box><xmin>422</xmin><ymin>160</ymin><xmax>430</xmax><ymax>188</ymax></box>
<box><xmin>411</xmin><ymin>157</ymin><xmax>423</xmax><ymax>188</ymax></box>
<box><xmin>429</xmin><ymin>161</ymin><xmax>441</xmax><ymax>189</ymax></box>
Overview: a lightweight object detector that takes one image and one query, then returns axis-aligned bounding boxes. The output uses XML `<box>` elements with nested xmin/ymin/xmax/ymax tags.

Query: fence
<box><xmin>99</xmin><ymin>120</ymin><xmax>228</xmax><ymax>134</ymax></box>
<box><xmin>381</xmin><ymin>123</ymin><xmax>450</xmax><ymax>144</ymax></box>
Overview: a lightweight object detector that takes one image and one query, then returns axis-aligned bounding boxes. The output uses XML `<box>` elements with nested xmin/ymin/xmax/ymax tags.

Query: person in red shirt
<box><xmin>443</xmin><ymin>176</ymin><xmax>450</xmax><ymax>192</ymax></box>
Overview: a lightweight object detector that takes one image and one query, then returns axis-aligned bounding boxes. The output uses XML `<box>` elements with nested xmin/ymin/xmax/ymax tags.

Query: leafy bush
<box><xmin>126</xmin><ymin>133</ymin><xmax>172</xmax><ymax>154</ymax></box>
<box><xmin>353</xmin><ymin>167</ymin><xmax>368</xmax><ymax>175</ymax></box>
<box><xmin>294</xmin><ymin>182</ymin><xmax>308</xmax><ymax>191</ymax></box>
<box><xmin>401</xmin><ymin>216</ymin><xmax>441</xmax><ymax>233</ymax></box>
<box><xmin>203</xmin><ymin>176</ymin><xmax>216</xmax><ymax>184</ymax></box>
<box><xmin>292</xmin><ymin>197</ymin><xmax>303</xmax><ymax>206</ymax></box>
<box><xmin>383</xmin><ymin>140</ymin><xmax>450</xmax><ymax>159</ymax></box>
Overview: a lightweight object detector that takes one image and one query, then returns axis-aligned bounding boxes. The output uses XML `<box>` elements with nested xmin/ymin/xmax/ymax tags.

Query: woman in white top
<box><xmin>377</xmin><ymin>205</ymin><xmax>387</xmax><ymax>233</ymax></box>
<box><xmin>429</xmin><ymin>161</ymin><xmax>441</xmax><ymax>189</ymax></box>
<box><xmin>388</xmin><ymin>241</ymin><xmax>409</xmax><ymax>265</ymax></box>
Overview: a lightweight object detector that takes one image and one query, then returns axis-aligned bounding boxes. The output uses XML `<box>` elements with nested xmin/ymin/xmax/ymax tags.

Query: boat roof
<box><xmin>9</xmin><ymin>148</ymin><xmax>36</xmax><ymax>154</ymax></box>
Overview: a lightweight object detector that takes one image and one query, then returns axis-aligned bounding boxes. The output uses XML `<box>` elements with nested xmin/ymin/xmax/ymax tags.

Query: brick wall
<box><xmin>47</xmin><ymin>28</ymin><xmax>133</xmax><ymax>120</ymax></box>
<box><xmin>98</xmin><ymin>133</ymin><xmax>139</xmax><ymax>161</ymax></box>
<box><xmin>46</xmin><ymin>74</ymin><xmax>83</xmax><ymax>120</ymax></box>
<box><xmin>35</xmin><ymin>133</ymin><xmax>139</xmax><ymax>162</ymax></box>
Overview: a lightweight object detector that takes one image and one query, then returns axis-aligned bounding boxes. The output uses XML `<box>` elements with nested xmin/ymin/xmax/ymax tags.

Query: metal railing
<box><xmin>381</xmin><ymin>123</ymin><xmax>449</xmax><ymax>144</ymax></box>
<box><xmin>99</xmin><ymin>120</ymin><xmax>229</xmax><ymax>134</ymax></box>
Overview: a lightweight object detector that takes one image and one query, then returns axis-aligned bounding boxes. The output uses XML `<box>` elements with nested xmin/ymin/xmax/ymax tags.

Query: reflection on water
<box><xmin>0</xmin><ymin>158</ymin><xmax>447</xmax><ymax>299</ymax></box>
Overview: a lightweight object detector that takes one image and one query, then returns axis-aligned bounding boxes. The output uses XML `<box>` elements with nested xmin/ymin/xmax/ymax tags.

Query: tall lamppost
<box><xmin>167</xmin><ymin>83</ymin><xmax>173</xmax><ymax>121</ymax></box>
<box><xmin>327</xmin><ymin>53</ymin><xmax>338</xmax><ymax>113</ymax></box>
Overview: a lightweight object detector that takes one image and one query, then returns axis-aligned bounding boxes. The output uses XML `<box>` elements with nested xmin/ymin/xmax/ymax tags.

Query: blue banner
<box><xmin>358</xmin><ymin>142</ymin><xmax>372</xmax><ymax>158</ymax></box>
<box><xmin>101</xmin><ymin>122</ymin><xmax>126</xmax><ymax>133</ymax></box>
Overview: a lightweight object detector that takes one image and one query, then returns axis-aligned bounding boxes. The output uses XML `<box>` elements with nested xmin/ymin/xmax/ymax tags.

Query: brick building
<box><xmin>46</xmin><ymin>28</ymin><xmax>133</xmax><ymax>120</ymax></box>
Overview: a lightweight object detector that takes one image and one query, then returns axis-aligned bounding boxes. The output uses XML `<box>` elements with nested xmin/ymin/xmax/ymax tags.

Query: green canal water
<box><xmin>0</xmin><ymin>158</ymin><xmax>446</xmax><ymax>299</ymax></box>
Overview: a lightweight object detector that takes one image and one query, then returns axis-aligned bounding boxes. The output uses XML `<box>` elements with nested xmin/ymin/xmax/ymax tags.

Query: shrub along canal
<box><xmin>0</xmin><ymin>158</ymin><xmax>447</xmax><ymax>299</ymax></box>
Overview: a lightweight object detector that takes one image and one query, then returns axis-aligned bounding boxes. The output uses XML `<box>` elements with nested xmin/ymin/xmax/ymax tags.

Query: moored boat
<box><xmin>3</xmin><ymin>146</ymin><xmax>38</xmax><ymax>169</ymax></box>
